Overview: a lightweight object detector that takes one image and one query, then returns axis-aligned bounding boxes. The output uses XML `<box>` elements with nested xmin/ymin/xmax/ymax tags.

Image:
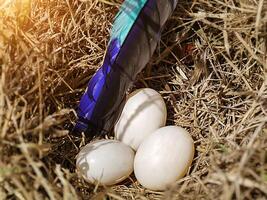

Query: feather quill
<box><xmin>73</xmin><ymin>0</ymin><xmax>178</xmax><ymax>138</ymax></box>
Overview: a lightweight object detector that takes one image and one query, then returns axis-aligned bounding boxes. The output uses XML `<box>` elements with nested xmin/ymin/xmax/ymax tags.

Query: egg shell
<box><xmin>76</xmin><ymin>139</ymin><xmax>134</xmax><ymax>185</ymax></box>
<box><xmin>134</xmin><ymin>126</ymin><xmax>194</xmax><ymax>191</ymax></box>
<box><xmin>115</xmin><ymin>88</ymin><xmax>167</xmax><ymax>150</ymax></box>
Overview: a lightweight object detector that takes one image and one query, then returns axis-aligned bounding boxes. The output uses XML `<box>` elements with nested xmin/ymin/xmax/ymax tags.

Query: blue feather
<box><xmin>73</xmin><ymin>0</ymin><xmax>178</xmax><ymax>138</ymax></box>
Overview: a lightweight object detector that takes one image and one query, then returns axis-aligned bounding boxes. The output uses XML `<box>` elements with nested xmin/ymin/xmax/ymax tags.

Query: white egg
<box><xmin>76</xmin><ymin>139</ymin><xmax>134</xmax><ymax>185</ymax></box>
<box><xmin>114</xmin><ymin>88</ymin><xmax>167</xmax><ymax>150</ymax></box>
<box><xmin>134</xmin><ymin>126</ymin><xmax>194</xmax><ymax>191</ymax></box>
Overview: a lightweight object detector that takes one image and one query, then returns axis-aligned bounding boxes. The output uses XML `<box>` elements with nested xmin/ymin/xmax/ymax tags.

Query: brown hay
<box><xmin>0</xmin><ymin>0</ymin><xmax>267</xmax><ymax>199</ymax></box>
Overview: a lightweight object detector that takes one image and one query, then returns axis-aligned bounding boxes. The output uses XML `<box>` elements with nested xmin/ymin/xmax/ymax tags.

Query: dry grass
<box><xmin>0</xmin><ymin>0</ymin><xmax>267</xmax><ymax>199</ymax></box>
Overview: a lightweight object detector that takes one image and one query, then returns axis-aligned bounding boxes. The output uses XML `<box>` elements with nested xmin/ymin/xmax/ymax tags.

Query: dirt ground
<box><xmin>0</xmin><ymin>0</ymin><xmax>266</xmax><ymax>199</ymax></box>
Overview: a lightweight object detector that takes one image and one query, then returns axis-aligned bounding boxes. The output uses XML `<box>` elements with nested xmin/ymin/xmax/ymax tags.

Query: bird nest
<box><xmin>0</xmin><ymin>0</ymin><xmax>266</xmax><ymax>199</ymax></box>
